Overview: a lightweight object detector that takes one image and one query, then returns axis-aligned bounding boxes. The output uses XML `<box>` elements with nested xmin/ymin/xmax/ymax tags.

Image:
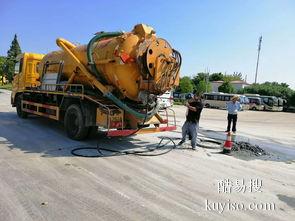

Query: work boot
<box><xmin>192</xmin><ymin>146</ymin><xmax>197</xmax><ymax>150</ymax></box>
<box><xmin>178</xmin><ymin>140</ymin><xmax>185</xmax><ymax>146</ymax></box>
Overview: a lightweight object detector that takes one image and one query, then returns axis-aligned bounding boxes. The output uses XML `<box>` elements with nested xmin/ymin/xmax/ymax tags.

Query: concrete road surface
<box><xmin>0</xmin><ymin>89</ymin><xmax>294</xmax><ymax>221</ymax></box>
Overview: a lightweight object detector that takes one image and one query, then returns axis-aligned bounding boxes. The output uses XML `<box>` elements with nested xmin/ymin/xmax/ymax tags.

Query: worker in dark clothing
<box><xmin>178</xmin><ymin>93</ymin><xmax>203</xmax><ymax>150</ymax></box>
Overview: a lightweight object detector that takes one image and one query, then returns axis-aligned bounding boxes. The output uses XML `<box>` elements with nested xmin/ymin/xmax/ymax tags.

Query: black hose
<box><xmin>71</xmin><ymin>137</ymin><xmax>176</xmax><ymax>158</ymax></box>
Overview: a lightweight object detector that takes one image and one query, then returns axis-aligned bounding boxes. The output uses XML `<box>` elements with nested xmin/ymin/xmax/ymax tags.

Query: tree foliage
<box><xmin>0</xmin><ymin>56</ymin><xmax>6</xmax><ymax>84</ymax></box>
<box><xmin>0</xmin><ymin>56</ymin><xmax>6</xmax><ymax>75</ymax></box>
<box><xmin>207</xmin><ymin>72</ymin><xmax>244</xmax><ymax>82</ymax></box>
<box><xmin>179</xmin><ymin>76</ymin><xmax>194</xmax><ymax>93</ymax></box>
<box><xmin>239</xmin><ymin>82</ymin><xmax>295</xmax><ymax>105</ymax></box>
<box><xmin>218</xmin><ymin>81</ymin><xmax>236</xmax><ymax>93</ymax></box>
<box><xmin>191</xmin><ymin>73</ymin><xmax>211</xmax><ymax>94</ymax></box>
<box><xmin>223</xmin><ymin>72</ymin><xmax>243</xmax><ymax>82</ymax></box>
<box><xmin>241</xmin><ymin>82</ymin><xmax>293</xmax><ymax>99</ymax></box>
<box><xmin>195</xmin><ymin>80</ymin><xmax>212</xmax><ymax>94</ymax></box>
<box><xmin>177</xmin><ymin>72</ymin><xmax>295</xmax><ymax>107</ymax></box>
<box><xmin>4</xmin><ymin>34</ymin><xmax>22</xmax><ymax>82</ymax></box>
<box><xmin>192</xmin><ymin>73</ymin><xmax>208</xmax><ymax>85</ymax></box>
<box><xmin>209</xmin><ymin>72</ymin><xmax>223</xmax><ymax>81</ymax></box>
<box><xmin>289</xmin><ymin>92</ymin><xmax>295</xmax><ymax>106</ymax></box>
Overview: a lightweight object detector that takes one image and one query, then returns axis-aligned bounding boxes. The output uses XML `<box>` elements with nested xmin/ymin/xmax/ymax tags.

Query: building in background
<box><xmin>211</xmin><ymin>80</ymin><xmax>251</xmax><ymax>92</ymax></box>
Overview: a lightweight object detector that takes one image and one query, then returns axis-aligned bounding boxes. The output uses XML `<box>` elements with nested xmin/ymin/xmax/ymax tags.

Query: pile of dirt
<box><xmin>232</xmin><ymin>141</ymin><xmax>268</xmax><ymax>156</ymax></box>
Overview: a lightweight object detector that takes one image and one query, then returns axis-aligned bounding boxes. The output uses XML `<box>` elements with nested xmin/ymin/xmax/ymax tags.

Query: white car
<box><xmin>158</xmin><ymin>91</ymin><xmax>173</xmax><ymax>109</ymax></box>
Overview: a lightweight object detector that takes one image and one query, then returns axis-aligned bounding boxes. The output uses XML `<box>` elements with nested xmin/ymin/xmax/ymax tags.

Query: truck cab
<box><xmin>11</xmin><ymin>53</ymin><xmax>44</xmax><ymax>106</ymax></box>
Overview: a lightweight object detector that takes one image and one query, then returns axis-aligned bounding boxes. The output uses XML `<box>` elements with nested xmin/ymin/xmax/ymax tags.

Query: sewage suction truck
<box><xmin>11</xmin><ymin>24</ymin><xmax>181</xmax><ymax>140</ymax></box>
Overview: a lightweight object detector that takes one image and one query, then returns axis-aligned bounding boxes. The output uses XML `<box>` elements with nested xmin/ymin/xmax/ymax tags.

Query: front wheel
<box><xmin>16</xmin><ymin>96</ymin><xmax>28</xmax><ymax>118</ymax></box>
<box><xmin>64</xmin><ymin>104</ymin><xmax>89</xmax><ymax>140</ymax></box>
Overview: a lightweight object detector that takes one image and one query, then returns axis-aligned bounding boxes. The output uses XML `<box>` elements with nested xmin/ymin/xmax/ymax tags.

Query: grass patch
<box><xmin>0</xmin><ymin>83</ymin><xmax>12</xmax><ymax>90</ymax></box>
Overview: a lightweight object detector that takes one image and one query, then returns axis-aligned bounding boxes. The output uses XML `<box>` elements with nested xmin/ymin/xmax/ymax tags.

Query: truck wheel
<box><xmin>64</xmin><ymin>104</ymin><xmax>89</xmax><ymax>140</ymax></box>
<box><xmin>87</xmin><ymin>126</ymin><xmax>98</xmax><ymax>138</ymax></box>
<box><xmin>16</xmin><ymin>96</ymin><xmax>28</xmax><ymax>118</ymax></box>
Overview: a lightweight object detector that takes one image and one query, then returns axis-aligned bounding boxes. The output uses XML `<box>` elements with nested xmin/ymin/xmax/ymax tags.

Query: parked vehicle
<box><xmin>203</xmin><ymin>92</ymin><xmax>248</xmax><ymax>110</ymax></box>
<box><xmin>239</xmin><ymin>95</ymin><xmax>250</xmax><ymax>110</ymax></box>
<box><xmin>247</xmin><ymin>97</ymin><xmax>264</xmax><ymax>111</ymax></box>
<box><xmin>158</xmin><ymin>91</ymin><xmax>173</xmax><ymax>109</ymax></box>
<box><xmin>11</xmin><ymin>24</ymin><xmax>181</xmax><ymax>140</ymax></box>
<box><xmin>245</xmin><ymin>94</ymin><xmax>282</xmax><ymax>111</ymax></box>
<box><xmin>260</xmin><ymin>96</ymin><xmax>281</xmax><ymax>111</ymax></box>
<box><xmin>278</xmin><ymin>97</ymin><xmax>284</xmax><ymax>111</ymax></box>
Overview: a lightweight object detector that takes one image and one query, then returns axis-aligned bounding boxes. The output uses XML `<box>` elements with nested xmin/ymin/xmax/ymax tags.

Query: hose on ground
<box><xmin>70</xmin><ymin>135</ymin><xmax>225</xmax><ymax>158</ymax></box>
<box><xmin>71</xmin><ymin>136</ymin><xmax>176</xmax><ymax>158</ymax></box>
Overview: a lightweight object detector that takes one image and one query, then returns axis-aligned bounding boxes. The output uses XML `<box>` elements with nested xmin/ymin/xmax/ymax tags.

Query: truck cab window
<box><xmin>14</xmin><ymin>58</ymin><xmax>23</xmax><ymax>74</ymax></box>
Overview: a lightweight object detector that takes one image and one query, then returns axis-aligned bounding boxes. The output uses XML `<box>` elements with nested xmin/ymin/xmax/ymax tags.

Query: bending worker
<box><xmin>226</xmin><ymin>95</ymin><xmax>241</xmax><ymax>133</ymax></box>
<box><xmin>178</xmin><ymin>92</ymin><xmax>203</xmax><ymax>150</ymax></box>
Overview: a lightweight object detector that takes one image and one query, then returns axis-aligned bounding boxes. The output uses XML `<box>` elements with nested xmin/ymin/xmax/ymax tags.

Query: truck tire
<box><xmin>64</xmin><ymin>104</ymin><xmax>89</xmax><ymax>140</ymax></box>
<box><xmin>16</xmin><ymin>96</ymin><xmax>28</xmax><ymax>119</ymax></box>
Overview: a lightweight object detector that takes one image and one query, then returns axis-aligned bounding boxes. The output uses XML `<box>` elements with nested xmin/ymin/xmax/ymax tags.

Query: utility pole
<box><xmin>205</xmin><ymin>67</ymin><xmax>209</xmax><ymax>92</ymax></box>
<box><xmin>254</xmin><ymin>36</ymin><xmax>262</xmax><ymax>84</ymax></box>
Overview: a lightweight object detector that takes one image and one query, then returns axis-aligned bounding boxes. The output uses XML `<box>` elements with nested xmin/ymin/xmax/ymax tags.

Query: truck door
<box><xmin>11</xmin><ymin>57</ymin><xmax>25</xmax><ymax>104</ymax></box>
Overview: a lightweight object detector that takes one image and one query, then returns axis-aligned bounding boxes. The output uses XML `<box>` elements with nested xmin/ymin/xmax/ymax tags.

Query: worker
<box><xmin>226</xmin><ymin>95</ymin><xmax>241</xmax><ymax>133</ymax></box>
<box><xmin>178</xmin><ymin>92</ymin><xmax>204</xmax><ymax>150</ymax></box>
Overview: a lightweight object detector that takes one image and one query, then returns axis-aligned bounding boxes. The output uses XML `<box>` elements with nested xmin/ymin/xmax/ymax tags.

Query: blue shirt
<box><xmin>227</xmin><ymin>101</ymin><xmax>241</xmax><ymax>114</ymax></box>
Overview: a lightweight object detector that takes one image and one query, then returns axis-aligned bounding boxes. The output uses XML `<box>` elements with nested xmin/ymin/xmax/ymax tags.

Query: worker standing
<box><xmin>178</xmin><ymin>92</ymin><xmax>203</xmax><ymax>150</ymax></box>
<box><xmin>226</xmin><ymin>96</ymin><xmax>241</xmax><ymax>133</ymax></box>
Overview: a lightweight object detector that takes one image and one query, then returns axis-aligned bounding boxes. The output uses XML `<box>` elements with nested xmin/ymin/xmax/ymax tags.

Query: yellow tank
<box><xmin>39</xmin><ymin>24</ymin><xmax>181</xmax><ymax>102</ymax></box>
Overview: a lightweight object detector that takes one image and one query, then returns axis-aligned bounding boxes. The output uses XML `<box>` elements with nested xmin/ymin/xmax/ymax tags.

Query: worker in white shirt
<box><xmin>226</xmin><ymin>96</ymin><xmax>241</xmax><ymax>133</ymax></box>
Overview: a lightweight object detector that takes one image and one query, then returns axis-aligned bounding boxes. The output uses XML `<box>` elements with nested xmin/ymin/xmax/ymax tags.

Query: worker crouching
<box><xmin>178</xmin><ymin>92</ymin><xmax>204</xmax><ymax>150</ymax></box>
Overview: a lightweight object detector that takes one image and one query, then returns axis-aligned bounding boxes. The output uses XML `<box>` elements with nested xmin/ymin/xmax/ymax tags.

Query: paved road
<box><xmin>0</xmin><ymin>89</ymin><xmax>294</xmax><ymax>221</ymax></box>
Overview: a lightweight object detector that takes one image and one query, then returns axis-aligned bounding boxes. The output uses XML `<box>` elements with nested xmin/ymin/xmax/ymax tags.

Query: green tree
<box><xmin>218</xmin><ymin>81</ymin><xmax>236</xmax><ymax>93</ymax></box>
<box><xmin>243</xmin><ymin>81</ymin><xmax>295</xmax><ymax>106</ymax></box>
<box><xmin>223</xmin><ymin>72</ymin><xmax>243</xmax><ymax>82</ymax></box>
<box><xmin>289</xmin><ymin>92</ymin><xmax>295</xmax><ymax>106</ymax></box>
<box><xmin>179</xmin><ymin>76</ymin><xmax>194</xmax><ymax>93</ymax></box>
<box><xmin>209</xmin><ymin>72</ymin><xmax>224</xmax><ymax>81</ymax></box>
<box><xmin>0</xmin><ymin>56</ymin><xmax>6</xmax><ymax>82</ymax></box>
<box><xmin>4</xmin><ymin>34</ymin><xmax>22</xmax><ymax>82</ymax></box>
<box><xmin>192</xmin><ymin>72</ymin><xmax>208</xmax><ymax>86</ymax></box>
<box><xmin>191</xmin><ymin>73</ymin><xmax>212</xmax><ymax>94</ymax></box>
<box><xmin>244</xmin><ymin>82</ymin><xmax>293</xmax><ymax>99</ymax></box>
<box><xmin>194</xmin><ymin>80</ymin><xmax>212</xmax><ymax>94</ymax></box>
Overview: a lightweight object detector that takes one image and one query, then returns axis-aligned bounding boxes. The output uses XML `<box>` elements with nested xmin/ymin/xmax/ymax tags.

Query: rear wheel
<box><xmin>16</xmin><ymin>96</ymin><xmax>28</xmax><ymax>118</ymax></box>
<box><xmin>64</xmin><ymin>104</ymin><xmax>89</xmax><ymax>140</ymax></box>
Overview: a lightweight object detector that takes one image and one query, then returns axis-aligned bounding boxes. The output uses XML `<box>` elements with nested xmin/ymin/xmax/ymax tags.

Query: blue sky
<box><xmin>1</xmin><ymin>0</ymin><xmax>294</xmax><ymax>88</ymax></box>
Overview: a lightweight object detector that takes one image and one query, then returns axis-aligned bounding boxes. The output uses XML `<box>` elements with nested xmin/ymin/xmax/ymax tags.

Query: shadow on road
<box><xmin>0</xmin><ymin>112</ymin><xmax>177</xmax><ymax>158</ymax></box>
<box><xmin>1</xmin><ymin>111</ymin><xmax>294</xmax><ymax>163</ymax></box>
